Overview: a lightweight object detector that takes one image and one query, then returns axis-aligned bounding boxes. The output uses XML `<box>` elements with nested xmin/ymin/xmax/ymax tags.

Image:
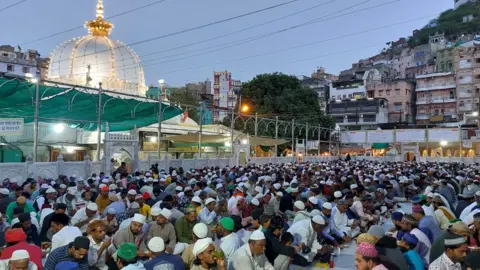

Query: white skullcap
<box><xmin>249</xmin><ymin>230</ymin><xmax>265</xmax><ymax>241</ymax></box>
<box><xmin>184</xmin><ymin>187</ymin><xmax>192</xmax><ymax>192</ymax></box>
<box><xmin>192</xmin><ymin>196</ymin><xmax>202</xmax><ymax>204</ymax></box>
<box><xmin>243</xmin><ymin>182</ymin><xmax>251</xmax><ymax>189</ymax></box>
<box><xmin>350</xmin><ymin>184</ymin><xmax>358</xmax><ymax>189</ymax></box>
<box><xmin>101</xmin><ymin>179</ymin><xmax>109</xmax><ymax>184</ymax></box>
<box><xmin>132</xmin><ymin>213</ymin><xmax>146</xmax><ymax>223</ymax></box>
<box><xmin>310</xmin><ymin>209</ymin><xmax>321</xmax><ymax>217</ymax></box>
<box><xmin>193</xmin><ymin>237</ymin><xmax>213</xmax><ymax>257</ymax></box>
<box><xmin>251</xmin><ymin>198</ymin><xmax>260</xmax><ymax>206</ymax></box>
<box><xmin>334</xmin><ymin>191</ymin><xmax>343</xmax><ymax>198</ymax></box>
<box><xmin>205</xmin><ymin>198</ymin><xmax>216</xmax><ymax>205</ymax></box>
<box><xmin>427</xmin><ymin>192</ymin><xmax>435</xmax><ymax>198</ymax></box>
<box><xmin>322</xmin><ymin>202</ymin><xmax>333</xmax><ymax>210</ymax></box>
<box><xmin>476</xmin><ymin>191</ymin><xmax>480</xmax><ymax>197</ymax></box>
<box><xmin>215</xmin><ymin>183</ymin><xmax>223</xmax><ymax>190</ymax></box>
<box><xmin>99</xmin><ymin>184</ymin><xmax>106</xmax><ymax>190</ymax></box>
<box><xmin>175</xmin><ymin>186</ymin><xmax>183</xmax><ymax>192</ymax></box>
<box><xmin>320</xmin><ymin>181</ymin><xmax>326</xmax><ymax>185</ymax></box>
<box><xmin>312</xmin><ymin>215</ymin><xmax>325</xmax><ymax>225</ymax></box>
<box><xmin>151</xmin><ymin>207</ymin><xmax>162</xmax><ymax>216</ymax></box>
<box><xmin>11</xmin><ymin>249</ymin><xmax>29</xmax><ymax>260</ymax></box>
<box><xmin>109</xmin><ymin>184</ymin><xmax>118</xmax><ymax>190</ymax></box>
<box><xmin>59</xmin><ymin>184</ymin><xmax>67</xmax><ymax>189</ymax></box>
<box><xmin>276</xmin><ymin>191</ymin><xmax>283</xmax><ymax>197</ymax></box>
<box><xmin>283</xmin><ymin>182</ymin><xmax>290</xmax><ymax>187</ymax></box>
<box><xmin>291</xmin><ymin>188</ymin><xmax>299</xmax><ymax>193</ymax></box>
<box><xmin>40</xmin><ymin>184</ymin><xmax>49</xmax><ymax>189</ymax></box>
<box><xmin>86</xmin><ymin>203</ymin><xmax>98</xmax><ymax>212</ymax></box>
<box><xmin>107</xmin><ymin>208</ymin><xmax>117</xmax><ymax>215</ymax></box>
<box><xmin>159</xmin><ymin>208</ymin><xmax>172</xmax><ymax>220</ymax></box>
<box><xmin>67</xmin><ymin>187</ymin><xmax>77</xmax><ymax>195</ymax></box>
<box><xmin>194</xmin><ymin>190</ymin><xmax>202</xmax><ymax>197</ymax></box>
<box><xmin>46</xmin><ymin>187</ymin><xmax>57</xmax><ymax>194</ymax></box>
<box><xmin>308</xmin><ymin>197</ymin><xmax>318</xmax><ymax>205</ymax></box>
<box><xmin>127</xmin><ymin>190</ymin><xmax>137</xmax><ymax>196</ymax></box>
<box><xmin>0</xmin><ymin>188</ymin><xmax>9</xmax><ymax>195</ymax></box>
<box><xmin>294</xmin><ymin>201</ymin><xmax>305</xmax><ymax>210</ymax></box>
<box><xmin>254</xmin><ymin>186</ymin><xmax>263</xmax><ymax>193</ymax></box>
<box><xmin>148</xmin><ymin>237</ymin><xmax>165</xmax><ymax>253</ymax></box>
<box><xmin>193</xmin><ymin>223</ymin><xmax>209</xmax><ymax>238</ymax></box>
<box><xmin>365</xmin><ymin>179</ymin><xmax>371</xmax><ymax>183</ymax></box>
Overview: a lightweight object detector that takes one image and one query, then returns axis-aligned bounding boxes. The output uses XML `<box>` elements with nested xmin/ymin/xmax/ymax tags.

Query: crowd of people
<box><xmin>0</xmin><ymin>160</ymin><xmax>479</xmax><ymax>270</ymax></box>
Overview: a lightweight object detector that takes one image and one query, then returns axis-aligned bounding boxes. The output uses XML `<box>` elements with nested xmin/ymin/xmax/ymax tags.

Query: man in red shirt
<box><xmin>0</xmin><ymin>228</ymin><xmax>43</xmax><ymax>270</ymax></box>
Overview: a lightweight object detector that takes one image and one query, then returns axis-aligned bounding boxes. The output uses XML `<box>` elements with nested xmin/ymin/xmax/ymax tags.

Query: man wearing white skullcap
<box><xmin>103</xmin><ymin>207</ymin><xmax>119</xmax><ymax>234</ymax></box>
<box><xmin>71</xmin><ymin>202</ymin><xmax>99</xmax><ymax>233</ymax></box>
<box><xmin>111</xmin><ymin>213</ymin><xmax>149</xmax><ymax>256</ymax></box>
<box><xmin>230</xmin><ymin>230</ymin><xmax>274</xmax><ymax>270</ymax></box>
<box><xmin>144</xmin><ymin>237</ymin><xmax>184</xmax><ymax>269</ymax></box>
<box><xmin>0</xmin><ymin>249</ymin><xmax>38</xmax><ymax>270</ymax></box>
<box><xmin>191</xmin><ymin>238</ymin><xmax>225</xmax><ymax>270</ymax></box>
<box><xmin>291</xmin><ymin>201</ymin><xmax>310</xmax><ymax>224</ymax></box>
<box><xmin>199</xmin><ymin>198</ymin><xmax>217</xmax><ymax>226</ymax></box>
<box><xmin>147</xmin><ymin>207</ymin><xmax>177</xmax><ymax>254</ymax></box>
<box><xmin>182</xmin><ymin>223</ymin><xmax>221</xmax><ymax>269</ymax></box>
<box><xmin>287</xmin><ymin>215</ymin><xmax>327</xmax><ymax>262</ymax></box>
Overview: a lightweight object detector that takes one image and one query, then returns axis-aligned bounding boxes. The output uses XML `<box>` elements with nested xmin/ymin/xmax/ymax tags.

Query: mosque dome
<box><xmin>47</xmin><ymin>0</ymin><xmax>147</xmax><ymax>95</ymax></box>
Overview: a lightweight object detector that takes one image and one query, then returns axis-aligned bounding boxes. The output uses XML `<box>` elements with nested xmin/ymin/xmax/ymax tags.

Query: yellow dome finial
<box><xmin>85</xmin><ymin>0</ymin><xmax>113</xmax><ymax>37</ymax></box>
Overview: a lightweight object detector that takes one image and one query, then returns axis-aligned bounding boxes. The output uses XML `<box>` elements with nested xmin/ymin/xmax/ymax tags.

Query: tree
<box><xmin>222</xmin><ymin>73</ymin><xmax>334</xmax><ymax>151</ymax></box>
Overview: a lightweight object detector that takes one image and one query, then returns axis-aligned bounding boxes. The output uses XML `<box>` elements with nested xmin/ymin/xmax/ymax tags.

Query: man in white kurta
<box><xmin>229</xmin><ymin>230</ymin><xmax>274</xmax><ymax>270</ymax></box>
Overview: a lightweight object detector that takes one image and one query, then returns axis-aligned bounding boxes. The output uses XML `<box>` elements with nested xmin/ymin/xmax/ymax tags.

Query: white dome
<box><xmin>46</xmin><ymin>0</ymin><xmax>147</xmax><ymax>96</ymax></box>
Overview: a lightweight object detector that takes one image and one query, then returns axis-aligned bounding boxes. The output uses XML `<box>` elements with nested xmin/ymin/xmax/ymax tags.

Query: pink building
<box><xmin>415</xmin><ymin>72</ymin><xmax>457</xmax><ymax>124</ymax></box>
<box><xmin>366</xmin><ymin>79</ymin><xmax>414</xmax><ymax>123</ymax></box>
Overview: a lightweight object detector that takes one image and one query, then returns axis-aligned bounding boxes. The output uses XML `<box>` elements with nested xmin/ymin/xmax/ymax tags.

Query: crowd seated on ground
<box><xmin>0</xmin><ymin>160</ymin><xmax>480</xmax><ymax>269</ymax></box>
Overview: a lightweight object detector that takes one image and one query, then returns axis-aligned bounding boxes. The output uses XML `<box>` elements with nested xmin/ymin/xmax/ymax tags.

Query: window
<box><xmin>440</xmin><ymin>63</ymin><xmax>445</xmax><ymax>71</ymax></box>
<box><xmin>396</xmin><ymin>89</ymin><xmax>400</xmax><ymax>96</ymax></box>
<box><xmin>378</xmin><ymin>90</ymin><xmax>383</xmax><ymax>96</ymax></box>
<box><xmin>386</xmin><ymin>90</ymin><xmax>390</xmax><ymax>96</ymax></box>
<box><xmin>450</xmin><ymin>90</ymin><xmax>454</xmax><ymax>99</ymax></box>
<box><xmin>476</xmin><ymin>58</ymin><xmax>480</xmax><ymax>63</ymax></box>
<box><xmin>22</xmin><ymin>67</ymin><xmax>29</xmax><ymax>74</ymax></box>
<box><xmin>7</xmin><ymin>64</ymin><xmax>13</xmax><ymax>72</ymax></box>
<box><xmin>394</xmin><ymin>102</ymin><xmax>402</xmax><ymax>112</ymax></box>
<box><xmin>448</xmin><ymin>62</ymin><xmax>453</xmax><ymax>70</ymax></box>
<box><xmin>2</xmin><ymin>53</ymin><xmax>7</xmax><ymax>57</ymax></box>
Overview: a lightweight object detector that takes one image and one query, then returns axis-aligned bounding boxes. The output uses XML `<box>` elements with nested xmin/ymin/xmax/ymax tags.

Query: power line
<box><xmin>20</xmin><ymin>0</ymin><xmax>170</xmax><ymax>45</ymax></box>
<box><xmin>47</xmin><ymin>0</ymin><xmax>306</xmax><ymax>66</ymax></box>
<box><xmin>64</xmin><ymin>0</ymin><xmax>389</xmax><ymax>76</ymax></box>
<box><xmin>0</xmin><ymin>0</ymin><xmax>27</xmax><ymax>13</ymax></box>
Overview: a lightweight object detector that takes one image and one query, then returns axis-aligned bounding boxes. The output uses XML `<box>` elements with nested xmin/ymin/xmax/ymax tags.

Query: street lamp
<box><xmin>473</xmin><ymin>112</ymin><xmax>479</xmax><ymax>117</ymax></box>
<box><xmin>241</xmin><ymin>104</ymin><xmax>250</xmax><ymax>113</ymax></box>
<box><xmin>53</xmin><ymin>123</ymin><xmax>65</xmax><ymax>133</ymax></box>
<box><xmin>440</xmin><ymin>140</ymin><xmax>448</xmax><ymax>146</ymax></box>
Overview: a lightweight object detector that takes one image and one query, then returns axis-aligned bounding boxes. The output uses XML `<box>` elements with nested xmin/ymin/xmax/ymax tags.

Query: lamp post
<box><xmin>198</xmin><ymin>102</ymin><xmax>204</xmax><ymax>158</ymax></box>
<box><xmin>157</xmin><ymin>79</ymin><xmax>164</xmax><ymax>159</ymax></box>
<box><xmin>96</xmin><ymin>82</ymin><xmax>103</xmax><ymax>162</ymax></box>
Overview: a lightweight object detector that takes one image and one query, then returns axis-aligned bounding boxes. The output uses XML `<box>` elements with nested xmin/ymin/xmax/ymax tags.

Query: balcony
<box><xmin>416</xmin><ymin>114</ymin><xmax>430</xmax><ymax>120</ymax></box>
<box><xmin>416</xmin><ymin>97</ymin><xmax>456</xmax><ymax>105</ymax></box>
<box><xmin>415</xmin><ymin>82</ymin><xmax>456</xmax><ymax>92</ymax></box>
<box><xmin>458</xmin><ymin>104</ymin><xmax>473</xmax><ymax>111</ymax></box>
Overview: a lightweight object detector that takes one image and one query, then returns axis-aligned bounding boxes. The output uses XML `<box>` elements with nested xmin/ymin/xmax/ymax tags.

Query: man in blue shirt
<box><xmin>44</xmin><ymin>236</ymin><xmax>90</xmax><ymax>270</ymax></box>
<box><xmin>412</xmin><ymin>204</ymin><xmax>441</xmax><ymax>244</ymax></box>
<box><xmin>144</xmin><ymin>237</ymin><xmax>184</xmax><ymax>270</ymax></box>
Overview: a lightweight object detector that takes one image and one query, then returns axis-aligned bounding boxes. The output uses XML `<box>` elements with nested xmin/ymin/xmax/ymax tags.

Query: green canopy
<box><xmin>0</xmin><ymin>78</ymin><xmax>183</xmax><ymax>131</ymax></box>
<box><xmin>372</xmin><ymin>143</ymin><xmax>389</xmax><ymax>149</ymax></box>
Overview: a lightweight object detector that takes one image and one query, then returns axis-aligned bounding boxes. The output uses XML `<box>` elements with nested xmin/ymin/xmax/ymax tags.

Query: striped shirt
<box><xmin>43</xmin><ymin>244</ymin><xmax>89</xmax><ymax>270</ymax></box>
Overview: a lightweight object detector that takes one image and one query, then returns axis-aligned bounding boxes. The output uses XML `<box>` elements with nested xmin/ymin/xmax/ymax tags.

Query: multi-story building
<box><xmin>392</xmin><ymin>48</ymin><xmax>414</xmax><ymax>79</ymax></box>
<box><xmin>436</xmin><ymin>48</ymin><xmax>455</xmax><ymax>73</ymax></box>
<box><xmin>0</xmin><ymin>45</ymin><xmax>40</xmax><ymax>78</ymax></box>
<box><xmin>212</xmin><ymin>71</ymin><xmax>240</xmax><ymax>121</ymax></box>
<box><xmin>455</xmin><ymin>45</ymin><xmax>480</xmax><ymax>121</ymax></box>
<box><xmin>366</xmin><ymin>77</ymin><xmax>414</xmax><ymax>123</ymax></box>
<box><xmin>299</xmin><ymin>76</ymin><xmax>330</xmax><ymax>113</ymax></box>
<box><xmin>415</xmin><ymin>72</ymin><xmax>457</xmax><ymax>124</ymax></box>
<box><xmin>311</xmin><ymin>66</ymin><xmax>338</xmax><ymax>81</ymax></box>
<box><xmin>330</xmin><ymin>79</ymin><xmax>366</xmax><ymax>101</ymax></box>
<box><xmin>186</xmin><ymin>80</ymin><xmax>211</xmax><ymax>95</ymax></box>
<box><xmin>328</xmin><ymin>98</ymin><xmax>389</xmax><ymax>129</ymax></box>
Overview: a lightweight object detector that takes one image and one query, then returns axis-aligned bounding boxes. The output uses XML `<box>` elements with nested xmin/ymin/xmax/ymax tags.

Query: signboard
<box><xmin>463</xmin><ymin>140</ymin><xmax>472</xmax><ymax>148</ymax></box>
<box><xmin>367</xmin><ymin>130</ymin><xmax>394</xmax><ymax>143</ymax></box>
<box><xmin>0</xmin><ymin>118</ymin><xmax>24</xmax><ymax>136</ymax></box>
<box><xmin>340</xmin><ymin>131</ymin><xmax>366</xmax><ymax>143</ymax></box>
<box><xmin>396</xmin><ymin>129</ymin><xmax>426</xmax><ymax>142</ymax></box>
<box><xmin>428</xmin><ymin>128</ymin><xmax>460</xmax><ymax>142</ymax></box>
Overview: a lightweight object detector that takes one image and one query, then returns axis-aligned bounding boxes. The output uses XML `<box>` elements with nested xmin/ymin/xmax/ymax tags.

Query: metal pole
<box><xmin>254</xmin><ymin>113</ymin><xmax>258</xmax><ymax>157</ymax></box>
<box><xmin>291</xmin><ymin>119</ymin><xmax>295</xmax><ymax>153</ymax></box>
<box><xmin>230</xmin><ymin>108</ymin><xmax>235</xmax><ymax>157</ymax></box>
<box><xmin>329</xmin><ymin>130</ymin><xmax>332</xmax><ymax>156</ymax></box>
<box><xmin>305</xmin><ymin>122</ymin><xmax>308</xmax><ymax>156</ymax></box>
<box><xmin>33</xmin><ymin>80</ymin><xmax>40</xmax><ymax>162</ymax></box>
<box><xmin>198</xmin><ymin>103</ymin><xmax>204</xmax><ymax>158</ymax></box>
<box><xmin>96</xmin><ymin>82</ymin><xmax>103</xmax><ymax>162</ymax></box>
<box><xmin>157</xmin><ymin>83</ymin><xmax>164</xmax><ymax>159</ymax></box>
<box><xmin>459</xmin><ymin>126</ymin><xmax>463</xmax><ymax>161</ymax></box>
<box><xmin>318</xmin><ymin>126</ymin><xmax>321</xmax><ymax>156</ymax></box>
<box><xmin>275</xmin><ymin>116</ymin><xmax>279</xmax><ymax>157</ymax></box>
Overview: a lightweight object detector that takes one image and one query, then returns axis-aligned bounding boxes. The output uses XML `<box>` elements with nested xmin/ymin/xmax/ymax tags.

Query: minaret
<box><xmin>85</xmin><ymin>0</ymin><xmax>114</xmax><ymax>37</ymax></box>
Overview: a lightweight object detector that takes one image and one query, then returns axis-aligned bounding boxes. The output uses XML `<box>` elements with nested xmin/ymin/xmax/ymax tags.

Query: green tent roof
<box><xmin>0</xmin><ymin>78</ymin><xmax>183</xmax><ymax>131</ymax></box>
<box><xmin>372</xmin><ymin>143</ymin><xmax>389</xmax><ymax>149</ymax></box>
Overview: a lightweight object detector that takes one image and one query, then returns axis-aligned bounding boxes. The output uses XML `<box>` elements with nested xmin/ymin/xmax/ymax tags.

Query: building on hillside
<box><xmin>392</xmin><ymin>48</ymin><xmax>414</xmax><ymax>79</ymax></box>
<box><xmin>311</xmin><ymin>66</ymin><xmax>338</xmax><ymax>81</ymax></box>
<box><xmin>299</xmin><ymin>76</ymin><xmax>330</xmax><ymax>112</ymax></box>
<box><xmin>455</xmin><ymin>0</ymin><xmax>477</xmax><ymax>9</ymax></box>
<box><xmin>330</xmin><ymin>79</ymin><xmax>366</xmax><ymax>100</ymax></box>
<box><xmin>366</xmin><ymin>76</ymin><xmax>414</xmax><ymax>123</ymax></box>
<box><xmin>455</xmin><ymin>45</ymin><xmax>480</xmax><ymax>122</ymax></box>
<box><xmin>212</xmin><ymin>71</ymin><xmax>241</xmax><ymax>121</ymax></box>
<box><xmin>0</xmin><ymin>45</ymin><xmax>40</xmax><ymax>78</ymax></box>
<box><xmin>186</xmin><ymin>80</ymin><xmax>211</xmax><ymax>95</ymax></box>
<box><xmin>436</xmin><ymin>48</ymin><xmax>455</xmax><ymax>73</ymax></box>
<box><xmin>328</xmin><ymin>98</ymin><xmax>388</xmax><ymax>130</ymax></box>
<box><xmin>415</xmin><ymin>72</ymin><xmax>457</xmax><ymax>124</ymax></box>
